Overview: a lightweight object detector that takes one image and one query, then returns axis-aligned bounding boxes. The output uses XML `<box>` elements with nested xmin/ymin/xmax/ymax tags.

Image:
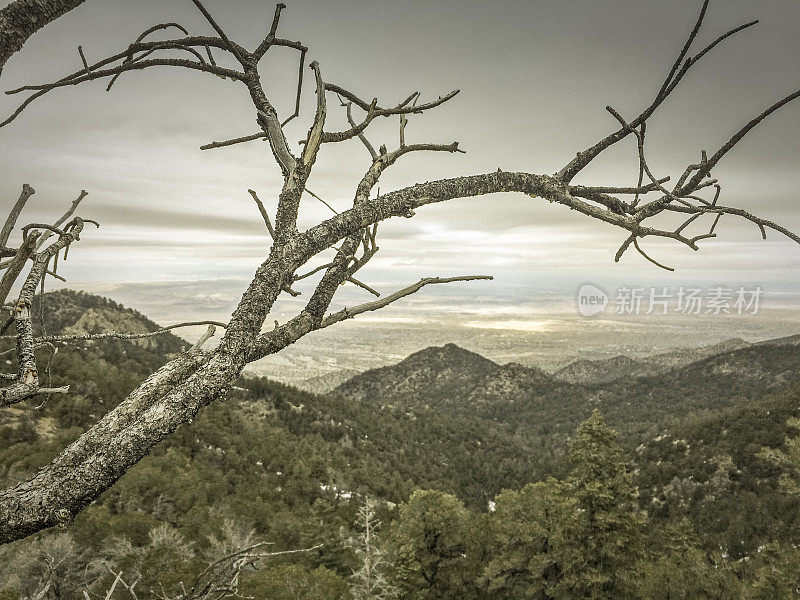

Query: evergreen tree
<box><xmin>243</xmin><ymin>564</ymin><xmax>353</xmax><ymax>600</ymax></box>
<box><xmin>483</xmin><ymin>480</ymin><xmax>576</xmax><ymax>599</ymax></box>
<box><xmin>640</xmin><ymin>519</ymin><xmax>741</xmax><ymax>600</ymax></box>
<box><xmin>553</xmin><ymin>410</ymin><xmax>645</xmax><ymax>600</ymax></box>
<box><xmin>388</xmin><ymin>490</ymin><xmax>480</xmax><ymax>600</ymax></box>
<box><xmin>758</xmin><ymin>417</ymin><xmax>800</xmax><ymax>495</ymax></box>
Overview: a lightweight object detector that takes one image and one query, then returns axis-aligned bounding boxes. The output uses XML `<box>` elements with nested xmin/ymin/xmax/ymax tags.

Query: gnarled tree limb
<box><xmin>0</xmin><ymin>1</ymin><xmax>798</xmax><ymax>545</ymax></box>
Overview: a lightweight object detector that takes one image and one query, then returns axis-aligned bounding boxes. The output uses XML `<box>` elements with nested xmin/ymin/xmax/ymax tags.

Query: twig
<box><xmin>347</xmin><ymin>276</ymin><xmax>380</xmax><ymax>297</ymax></box>
<box><xmin>189</xmin><ymin>0</ymin><xmax>247</xmax><ymax>65</ymax></box>
<box><xmin>322</xmin><ymin>276</ymin><xmax>492</xmax><ymax>327</ymax></box>
<box><xmin>25</xmin><ymin>320</ymin><xmax>228</xmax><ymax>343</ymax></box>
<box><xmin>304</xmin><ymin>187</ymin><xmax>338</xmax><ymax>214</ymax></box>
<box><xmin>35</xmin><ymin>189</ymin><xmax>88</xmax><ymax>250</ymax></box>
<box><xmin>633</xmin><ymin>237</ymin><xmax>674</xmax><ymax>271</ymax></box>
<box><xmin>200</xmin><ymin>131</ymin><xmax>266</xmax><ymax>151</ymax></box>
<box><xmin>247</xmin><ymin>189</ymin><xmax>275</xmax><ymax>238</ymax></box>
<box><xmin>281</xmin><ymin>46</ymin><xmax>306</xmax><ymax>126</ymax></box>
<box><xmin>191</xmin><ymin>325</ymin><xmax>216</xmax><ymax>351</ymax></box>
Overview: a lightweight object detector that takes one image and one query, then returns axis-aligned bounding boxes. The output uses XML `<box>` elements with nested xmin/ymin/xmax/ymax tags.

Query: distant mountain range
<box><xmin>303</xmin><ymin>334</ymin><xmax>800</xmax><ymax>393</ymax></box>
<box><xmin>332</xmin><ymin>335</ymin><xmax>800</xmax><ymax>438</ymax></box>
<box><xmin>552</xmin><ymin>337</ymin><xmax>752</xmax><ymax>384</ymax></box>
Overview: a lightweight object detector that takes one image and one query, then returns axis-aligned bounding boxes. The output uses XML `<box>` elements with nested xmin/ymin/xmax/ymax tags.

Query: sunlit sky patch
<box><xmin>464</xmin><ymin>320</ymin><xmax>556</xmax><ymax>333</ymax></box>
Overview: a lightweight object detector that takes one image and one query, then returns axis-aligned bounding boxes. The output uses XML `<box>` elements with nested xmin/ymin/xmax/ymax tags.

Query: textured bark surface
<box><xmin>0</xmin><ymin>351</ymin><xmax>211</xmax><ymax>540</ymax></box>
<box><xmin>0</xmin><ymin>0</ymin><xmax>86</xmax><ymax>75</ymax></box>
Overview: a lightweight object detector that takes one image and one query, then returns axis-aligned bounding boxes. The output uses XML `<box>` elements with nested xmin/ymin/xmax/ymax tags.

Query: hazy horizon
<box><xmin>46</xmin><ymin>277</ymin><xmax>800</xmax><ymax>384</ymax></box>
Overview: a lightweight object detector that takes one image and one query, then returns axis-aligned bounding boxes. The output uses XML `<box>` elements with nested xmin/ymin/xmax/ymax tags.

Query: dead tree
<box><xmin>1</xmin><ymin>0</ymin><xmax>799</xmax><ymax>544</ymax></box>
<box><xmin>346</xmin><ymin>497</ymin><xmax>396</xmax><ymax>600</ymax></box>
<box><xmin>94</xmin><ymin>543</ymin><xmax>320</xmax><ymax>600</ymax></box>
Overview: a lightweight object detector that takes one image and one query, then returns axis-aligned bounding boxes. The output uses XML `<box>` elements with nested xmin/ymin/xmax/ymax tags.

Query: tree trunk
<box><xmin>0</xmin><ymin>0</ymin><xmax>86</xmax><ymax>75</ymax></box>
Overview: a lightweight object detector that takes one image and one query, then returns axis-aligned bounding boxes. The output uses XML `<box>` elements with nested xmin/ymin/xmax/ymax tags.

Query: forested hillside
<box><xmin>334</xmin><ymin>339</ymin><xmax>800</xmax><ymax>439</ymax></box>
<box><xmin>1</xmin><ymin>291</ymin><xmax>799</xmax><ymax>598</ymax></box>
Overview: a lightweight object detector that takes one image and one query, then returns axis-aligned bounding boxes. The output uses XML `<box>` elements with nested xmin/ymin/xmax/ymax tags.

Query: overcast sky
<box><xmin>1</xmin><ymin>0</ymin><xmax>800</xmax><ymax>330</ymax></box>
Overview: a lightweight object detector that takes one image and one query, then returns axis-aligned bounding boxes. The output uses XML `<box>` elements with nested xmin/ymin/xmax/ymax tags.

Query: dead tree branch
<box><xmin>0</xmin><ymin>0</ymin><xmax>87</xmax><ymax>76</ymax></box>
<box><xmin>0</xmin><ymin>1</ymin><xmax>799</xmax><ymax>545</ymax></box>
<box><xmin>0</xmin><ymin>183</ymin><xmax>34</xmax><ymax>246</ymax></box>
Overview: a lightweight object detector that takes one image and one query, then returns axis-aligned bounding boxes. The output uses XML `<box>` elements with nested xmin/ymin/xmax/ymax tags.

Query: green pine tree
<box><xmin>640</xmin><ymin>519</ymin><xmax>741</xmax><ymax>600</ymax></box>
<box><xmin>483</xmin><ymin>480</ymin><xmax>577</xmax><ymax>599</ymax></box>
<box><xmin>553</xmin><ymin>410</ymin><xmax>645</xmax><ymax>600</ymax></box>
<box><xmin>388</xmin><ymin>490</ymin><xmax>481</xmax><ymax>600</ymax></box>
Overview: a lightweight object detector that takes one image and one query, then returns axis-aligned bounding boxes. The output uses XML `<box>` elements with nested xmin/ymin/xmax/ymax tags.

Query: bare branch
<box><xmin>0</xmin><ymin>231</ymin><xmax>39</xmax><ymax>306</ymax></box>
<box><xmin>185</xmin><ymin>542</ymin><xmax>321</xmax><ymax>600</ymax></box>
<box><xmin>200</xmin><ymin>131</ymin><xmax>266</xmax><ymax>151</ymax></box>
<box><xmin>268</xmin><ymin>3</ymin><xmax>286</xmax><ymax>37</ymax></box>
<box><xmin>556</xmin><ymin>9</ymin><xmax>759</xmax><ymax>183</ymax></box>
<box><xmin>343</xmin><ymin>98</ymin><xmax>377</xmax><ymax>159</ymax></box>
<box><xmin>663</xmin><ymin>203</ymin><xmax>800</xmax><ymax>245</ymax></box>
<box><xmin>253</xmin><ymin>99</ymin><xmax>297</xmax><ymax>179</ymax></box>
<box><xmin>321</xmin><ymin>86</ymin><xmax>459</xmax><ymax>144</ymax></box>
<box><xmin>280</xmin><ymin>46</ymin><xmax>306</xmax><ymax>126</ymax></box>
<box><xmin>301</xmin><ymin>169</ymin><xmax>799</xmax><ymax>261</ymax></box>
<box><xmin>322</xmin><ymin>276</ymin><xmax>492</xmax><ymax>327</ymax></box>
<box><xmin>2</xmin><ymin>57</ymin><xmax>243</xmax><ymax>128</ymax></box>
<box><xmin>189</xmin><ymin>0</ymin><xmax>248</xmax><ymax>65</ymax></box>
<box><xmin>300</xmin><ymin>61</ymin><xmax>326</xmax><ymax>168</ymax></box>
<box><xmin>247</xmin><ymin>189</ymin><xmax>275</xmax><ymax>239</ymax></box>
<box><xmin>281</xmin><ymin>284</ymin><xmax>301</xmax><ymax>297</ymax></box>
<box><xmin>132</xmin><ymin>22</ymin><xmax>189</xmax><ymax>46</ymax></box>
<box><xmin>655</xmin><ymin>0</ymin><xmax>709</xmax><ymax>103</ymax></box>
<box><xmin>293</xmin><ymin>261</ymin><xmax>335</xmax><ymax>282</ymax></box>
<box><xmin>23</xmin><ymin>320</ymin><xmax>228</xmax><ymax>344</ymax></box>
<box><xmin>347</xmin><ymin>276</ymin><xmax>380</xmax><ymax>297</ymax></box>
<box><xmin>674</xmin><ymin>211</ymin><xmax>703</xmax><ymax>235</ymax></box>
<box><xmin>252</xmin><ymin>2</ymin><xmax>291</xmax><ymax>60</ymax></box>
<box><xmin>400</xmin><ymin>92</ymin><xmax>419</xmax><ymax>147</ymax></box>
<box><xmin>190</xmin><ymin>325</ymin><xmax>216</xmax><ymax>351</ymax></box>
<box><xmin>35</xmin><ymin>189</ymin><xmax>88</xmax><ymax>250</ymax></box>
<box><xmin>678</xmin><ymin>86</ymin><xmax>800</xmax><ymax>194</ymax></box>
<box><xmin>614</xmin><ymin>235</ymin><xmax>636</xmax><ymax>263</ymax></box>
<box><xmin>77</xmin><ymin>45</ymin><xmax>88</xmax><ymax>74</ymax></box>
<box><xmin>104</xmin><ymin>43</ymin><xmax>211</xmax><ymax>92</ymax></box>
<box><xmin>295</xmin><ymin>135</ymin><xmax>463</xmax><ymax>328</ymax></box>
<box><xmin>6</xmin><ymin>36</ymin><xmax>240</xmax><ymax>96</ymax></box>
<box><xmin>0</xmin><ymin>184</ymin><xmax>34</xmax><ymax>246</ymax></box>
<box><xmin>633</xmin><ymin>237</ymin><xmax>674</xmax><ymax>272</ymax></box>
<box><xmin>0</xmin><ymin>219</ymin><xmax>98</xmax><ymax>408</ymax></box>
<box><xmin>304</xmin><ymin>187</ymin><xmax>338</xmax><ymax>214</ymax></box>
<box><xmin>103</xmin><ymin>568</ymin><xmax>139</xmax><ymax>600</ymax></box>
<box><xmin>249</xmin><ymin>275</ymin><xmax>493</xmax><ymax>362</ymax></box>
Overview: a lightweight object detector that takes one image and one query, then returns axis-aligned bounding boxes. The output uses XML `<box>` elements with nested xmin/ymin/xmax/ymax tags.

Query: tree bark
<box><xmin>0</xmin><ymin>0</ymin><xmax>86</xmax><ymax>76</ymax></box>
